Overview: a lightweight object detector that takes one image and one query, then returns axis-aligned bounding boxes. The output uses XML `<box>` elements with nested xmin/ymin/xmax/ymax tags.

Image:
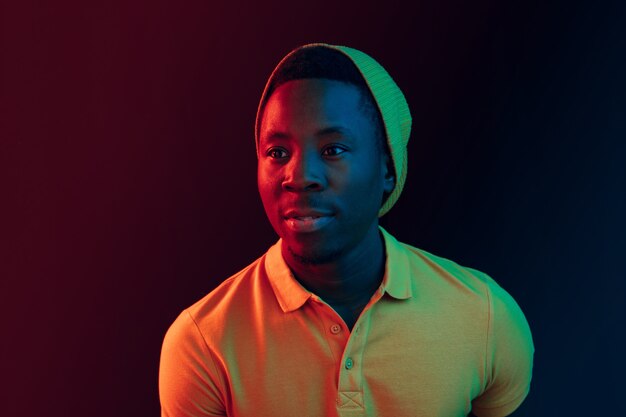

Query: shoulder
<box><xmin>190</xmin><ymin>252</ymin><xmax>268</xmax><ymax>324</ymax></box>
<box><xmin>158</xmin><ymin>259</ymin><xmax>271</xmax><ymax>417</ymax></box>
<box><xmin>394</xmin><ymin>236</ymin><xmax>529</xmax><ymax>329</ymax></box>
<box><xmin>398</xmin><ymin>239</ymin><xmax>495</xmax><ymax>295</ymax></box>
<box><xmin>392</xmin><ymin>239</ymin><xmax>534</xmax><ymax>414</ymax></box>
<box><xmin>164</xmin><ymin>251</ymin><xmax>269</xmax><ymax>345</ymax></box>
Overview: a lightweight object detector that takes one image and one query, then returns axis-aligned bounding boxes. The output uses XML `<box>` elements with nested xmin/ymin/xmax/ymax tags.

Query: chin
<box><xmin>285</xmin><ymin>241</ymin><xmax>342</xmax><ymax>265</ymax></box>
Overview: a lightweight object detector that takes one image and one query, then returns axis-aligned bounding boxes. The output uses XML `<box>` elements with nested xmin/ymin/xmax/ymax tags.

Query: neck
<box><xmin>282</xmin><ymin>224</ymin><xmax>387</xmax><ymax>307</ymax></box>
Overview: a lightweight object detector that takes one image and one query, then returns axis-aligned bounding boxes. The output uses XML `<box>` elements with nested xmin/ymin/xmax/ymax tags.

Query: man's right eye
<box><xmin>267</xmin><ymin>148</ymin><xmax>288</xmax><ymax>159</ymax></box>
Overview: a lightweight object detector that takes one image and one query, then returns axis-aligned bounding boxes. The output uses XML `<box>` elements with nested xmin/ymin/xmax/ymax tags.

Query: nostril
<box><xmin>282</xmin><ymin>178</ymin><xmax>323</xmax><ymax>192</ymax></box>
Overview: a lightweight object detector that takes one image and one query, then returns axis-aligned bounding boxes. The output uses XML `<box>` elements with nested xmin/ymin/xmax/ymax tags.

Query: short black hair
<box><xmin>259</xmin><ymin>46</ymin><xmax>389</xmax><ymax>156</ymax></box>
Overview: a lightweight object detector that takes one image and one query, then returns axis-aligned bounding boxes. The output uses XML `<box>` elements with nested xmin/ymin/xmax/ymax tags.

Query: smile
<box><xmin>284</xmin><ymin>215</ymin><xmax>334</xmax><ymax>233</ymax></box>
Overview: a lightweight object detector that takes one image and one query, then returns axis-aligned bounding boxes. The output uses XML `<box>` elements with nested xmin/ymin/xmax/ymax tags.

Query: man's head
<box><xmin>257</xmin><ymin>47</ymin><xmax>390</xmax><ymax>164</ymax></box>
<box><xmin>255</xmin><ymin>44</ymin><xmax>411</xmax><ymax>264</ymax></box>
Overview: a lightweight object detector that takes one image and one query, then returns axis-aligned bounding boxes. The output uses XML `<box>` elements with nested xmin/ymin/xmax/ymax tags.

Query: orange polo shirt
<box><xmin>159</xmin><ymin>226</ymin><xmax>534</xmax><ymax>417</ymax></box>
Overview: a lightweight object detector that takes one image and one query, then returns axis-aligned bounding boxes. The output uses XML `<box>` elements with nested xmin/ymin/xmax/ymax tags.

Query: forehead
<box><xmin>259</xmin><ymin>79</ymin><xmax>369</xmax><ymax>140</ymax></box>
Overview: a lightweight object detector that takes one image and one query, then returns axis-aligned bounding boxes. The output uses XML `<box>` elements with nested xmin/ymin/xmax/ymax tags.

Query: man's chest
<box><xmin>217</xmin><ymin>301</ymin><xmax>487</xmax><ymax>417</ymax></box>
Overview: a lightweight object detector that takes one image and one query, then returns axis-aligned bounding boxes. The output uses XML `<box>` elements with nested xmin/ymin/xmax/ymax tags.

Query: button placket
<box><xmin>310</xmin><ymin>298</ymin><xmax>350</xmax><ymax>369</ymax></box>
<box><xmin>336</xmin><ymin>306</ymin><xmax>374</xmax><ymax>407</ymax></box>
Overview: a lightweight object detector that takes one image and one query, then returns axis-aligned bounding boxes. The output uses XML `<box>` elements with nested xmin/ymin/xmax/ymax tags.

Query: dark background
<box><xmin>2</xmin><ymin>0</ymin><xmax>625</xmax><ymax>416</ymax></box>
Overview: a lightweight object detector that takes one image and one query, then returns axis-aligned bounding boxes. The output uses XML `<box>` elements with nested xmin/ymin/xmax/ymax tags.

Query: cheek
<box><xmin>257</xmin><ymin>166</ymin><xmax>281</xmax><ymax>210</ymax></box>
<box><xmin>342</xmin><ymin>158</ymin><xmax>384</xmax><ymax>194</ymax></box>
<box><xmin>338</xmin><ymin>162</ymin><xmax>385</xmax><ymax>216</ymax></box>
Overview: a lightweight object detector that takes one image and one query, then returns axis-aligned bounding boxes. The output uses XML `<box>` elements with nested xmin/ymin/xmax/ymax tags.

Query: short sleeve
<box><xmin>471</xmin><ymin>278</ymin><xmax>535</xmax><ymax>417</ymax></box>
<box><xmin>159</xmin><ymin>310</ymin><xmax>226</xmax><ymax>417</ymax></box>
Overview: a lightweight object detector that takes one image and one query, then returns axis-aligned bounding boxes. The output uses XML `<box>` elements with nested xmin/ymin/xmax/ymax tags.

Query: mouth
<box><xmin>283</xmin><ymin>215</ymin><xmax>334</xmax><ymax>233</ymax></box>
<box><xmin>290</xmin><ymin>215</ymin><xmax>322</xmax><ymax>220</ymax></box>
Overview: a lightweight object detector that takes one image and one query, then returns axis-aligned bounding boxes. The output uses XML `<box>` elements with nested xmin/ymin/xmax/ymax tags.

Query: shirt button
<box><xmin>330</xmin><ymin>324</ymin><xmax>341</xmax><ymax>334</ymax></box>
<box><xmin>345</xmin><ymin>357</ymin><xmax>354</xmax><ymax>370</ymax></box>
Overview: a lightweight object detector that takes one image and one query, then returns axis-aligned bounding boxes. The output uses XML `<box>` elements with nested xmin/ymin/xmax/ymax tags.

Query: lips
<box><xmin>282</xmin><ymin>209</ymin><xmax>334</xmax><ymax>233</ymax></box>
<box><xmin>283</xmin><ymin>209</ymin><xmax>333</xmax><ymax>220</ymax></box>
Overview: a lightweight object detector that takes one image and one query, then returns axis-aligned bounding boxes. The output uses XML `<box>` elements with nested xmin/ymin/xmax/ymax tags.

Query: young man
<box><xmin>159</xmin><ymin>43</ymin><xmax>534</xmax><ymax>417</ymax></box>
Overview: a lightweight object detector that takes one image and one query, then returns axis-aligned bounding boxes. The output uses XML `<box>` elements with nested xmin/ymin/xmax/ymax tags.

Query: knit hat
<box><xmin>255</xmin><ymin>43</ymin><xmax>412</xmax><ymax>217</ymax></box>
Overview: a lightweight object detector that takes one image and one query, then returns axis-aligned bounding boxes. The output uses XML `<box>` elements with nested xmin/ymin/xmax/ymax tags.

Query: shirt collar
<box><xmin>378</xmin><ymin>225</ymin><xmax>413</xmax><ymax>300</ymax></box>
<box><xmin>264</xmin><ymin>241</ymin><xmax>312</xmax><ymax>313</ymax></box>
<box><xmin>264</xmin><ymin>225</ymin><xmax>413</xmax><ymax>313</ymax></box>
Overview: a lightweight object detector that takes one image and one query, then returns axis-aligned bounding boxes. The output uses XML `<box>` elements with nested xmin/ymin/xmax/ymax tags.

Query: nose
<box><xmin>281</xmin><ymin>150</ymin><xmax>324</xmax><ymax>192</ymax></box>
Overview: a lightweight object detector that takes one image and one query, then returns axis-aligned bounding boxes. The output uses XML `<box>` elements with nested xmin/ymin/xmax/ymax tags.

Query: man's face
<box><xmin>257</xmin><ymin>78</ymin><xmax>394</xmax><ymax>264</ymax></box>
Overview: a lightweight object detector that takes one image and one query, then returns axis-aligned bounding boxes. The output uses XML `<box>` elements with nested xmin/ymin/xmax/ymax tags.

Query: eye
<box><xmin>322</xmin><ymin>145</ymin><xmax>347</xmax><ymax>157</ymax></box>
<box><xmin>266</xmin><ymin>147</ymin><xmax>288</xmax><ymax>159</ymax></box>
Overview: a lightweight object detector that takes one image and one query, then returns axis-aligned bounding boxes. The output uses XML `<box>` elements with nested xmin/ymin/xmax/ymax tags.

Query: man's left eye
<box><xmin>322</xmin><ymin>146</ymin><xmax>346</xmax><ymax>156</ymax></box>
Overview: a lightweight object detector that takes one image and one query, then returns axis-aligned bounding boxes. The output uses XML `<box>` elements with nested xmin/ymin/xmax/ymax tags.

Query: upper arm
<box><xmin>159</xmin><ymin>310</ymin><xmax>226</xmax><ymax>417</ymax></box>
<box><xmin>471</xmin><ymin>279</ymin><xmax>535</xmax><ymax>417</ymax></box>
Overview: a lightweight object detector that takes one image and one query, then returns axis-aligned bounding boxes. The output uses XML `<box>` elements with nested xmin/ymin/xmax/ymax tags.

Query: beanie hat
<box><xmin>255</xmin><ymin>43</ymin><xmax>412</xmax><ymax>217</ymax></box>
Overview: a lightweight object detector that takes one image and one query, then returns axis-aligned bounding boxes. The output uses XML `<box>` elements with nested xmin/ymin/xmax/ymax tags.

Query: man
<box><xmin>159</xmin><ymin>43</ymin><xmax>534</xmax><ymax>417</ymax></box>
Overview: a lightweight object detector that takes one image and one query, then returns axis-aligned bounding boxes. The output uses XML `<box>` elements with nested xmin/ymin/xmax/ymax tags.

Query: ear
<box><xmin>382</xmin><ymin>154</ymin><xmax>395</xmax><ymax>194</ymax></box>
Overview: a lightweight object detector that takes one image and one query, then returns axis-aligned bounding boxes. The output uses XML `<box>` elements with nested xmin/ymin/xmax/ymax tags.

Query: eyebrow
<box><xmin>263</xmin><ymin>126</ymin><xmax>354</xmax><ymax>142</ymax></box>
<box><xmin>316</xmin><ymin>126</ymin><xmax>353</xmax><ymax>138</ymax></box>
